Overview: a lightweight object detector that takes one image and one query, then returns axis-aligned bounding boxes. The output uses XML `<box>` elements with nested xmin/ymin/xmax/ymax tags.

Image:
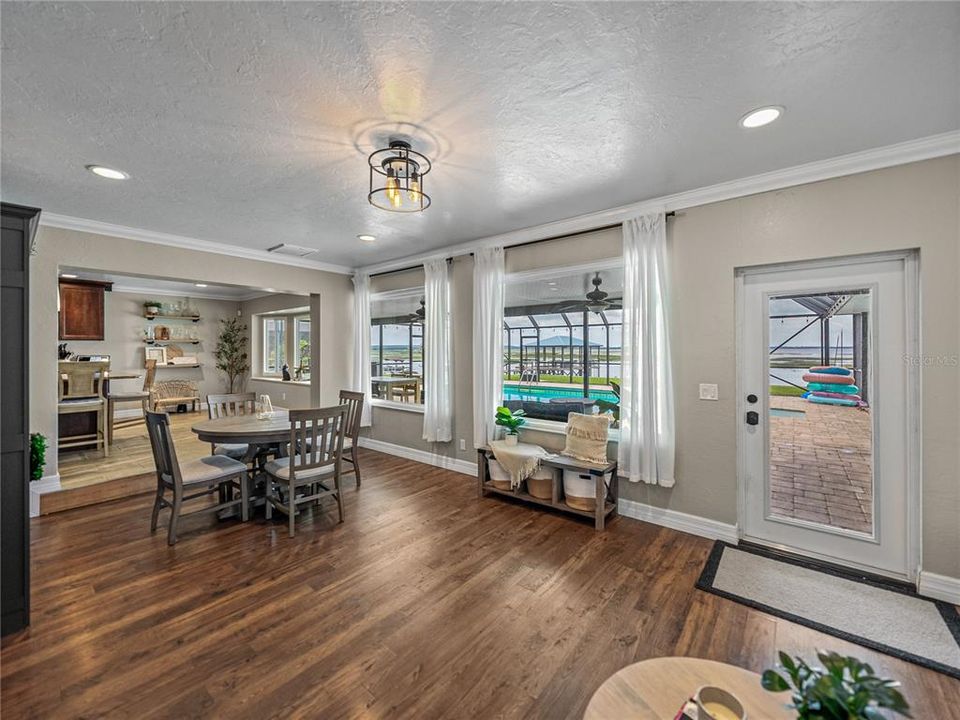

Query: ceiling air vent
<box><xmin>266</xmin><ymin>243</ymin><xmax>318</xmax><ymax>258</ymax></box>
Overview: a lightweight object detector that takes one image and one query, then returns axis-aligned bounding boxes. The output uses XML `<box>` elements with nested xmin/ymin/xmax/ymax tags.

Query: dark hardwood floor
<box><xmin>3</xmin><ymin>449</ymin><xmax>958</xmax><ymax>718</ymax></box>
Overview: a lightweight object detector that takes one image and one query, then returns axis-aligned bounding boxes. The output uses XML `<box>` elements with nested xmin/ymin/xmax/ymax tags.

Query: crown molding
<box><xmin>38</xmin><ymin>213</ymin><xmax>354</xmax><ymax>275</ymax></box>
<box><xmin>359</xmin><ymin>130</ymin><xmax>960</xmax><ymax>274</ymax></box>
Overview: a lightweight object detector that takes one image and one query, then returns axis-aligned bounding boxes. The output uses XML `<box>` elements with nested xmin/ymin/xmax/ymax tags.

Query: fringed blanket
<box><xmin>490</xmin><ymin>440</ymin><xmax>550</xmax><ymax>489</ymax></box>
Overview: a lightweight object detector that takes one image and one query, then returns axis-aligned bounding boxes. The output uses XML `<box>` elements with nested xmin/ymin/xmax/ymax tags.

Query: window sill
<box><xmin>251</xmin><ymin>377</ymin><xmax>311</xmax><ymax>387</ymax></box>
<box><xmin>371</xmin><ymin>399</ymin><xmax>425</xmax><ymax>415</ymax></box>
<box><xmin>520</xmin><ymin>417</ymin><xmax>620</xmax><ymax>442</ymax></box>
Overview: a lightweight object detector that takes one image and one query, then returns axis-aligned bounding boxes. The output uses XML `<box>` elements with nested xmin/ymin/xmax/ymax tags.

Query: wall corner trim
<box><xmin>38</xmin><ymin>213</ymin><xmax>354</xmax><ymax>276</ymax></box>
<box><xmin>918</xmin><ymin>571</ymin><xmax>960</xmax><ymax>605</ymax></box>
<box><xmin>29</xmin><ymin>473</ymin><xmax>62</xmax><ymax>518</ymax></box>
<box><xmin>617</xmin><ymin>497</ymin><xmax>740</xmax><ymax>543</ymax></box>
<box><xmin>357</xmin><ymin>437</ymin><xmax>475</xmax><ymax>476</ymax></box>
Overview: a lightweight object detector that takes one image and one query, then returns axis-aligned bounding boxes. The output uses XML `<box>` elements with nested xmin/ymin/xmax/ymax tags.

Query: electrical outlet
<box><xmin>459</xmin><ymin>438</ymin><xmax>466</xmax><ymax>451</ymax></box>
<box><xmin>699</xmin><ymin>383</ymin><xmax>719</xmax><ymax>401</ymax></box>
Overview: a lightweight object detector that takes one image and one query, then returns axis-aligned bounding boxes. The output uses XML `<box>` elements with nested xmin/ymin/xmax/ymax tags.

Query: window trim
<box><xmin>370</xmin><ymin>286</ymin><xmax>426</xmax><ymax>408</ymax></box>
<box><xmin>261</xmin><ymin>316</ymin><xmax>288</xmax><ymax>377</ymax></box>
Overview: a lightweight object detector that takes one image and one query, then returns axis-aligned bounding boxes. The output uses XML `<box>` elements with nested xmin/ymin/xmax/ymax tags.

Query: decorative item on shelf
<box><xmin>256</xmin><ymin>394</ymin><xmax>274</xmax><ymax>420</ymax></box>
<box><xmin>281</xmin><ymin>364</ymin><xmax>291</xmax><ymax>381</ymax></box>
<box><xmin>144</xmin><ymin>346</ymin><xmax>168</xmax><ymax>365</ymax></box>
<box><xmin>143</xmin><ymin>300</ymin><xmax>162</xmax><ymax>316</ymax></box>
<box><xmin>215</xmin><ymin>317</ymin><xmax>249</xmax><ymax>393</ymax></box>
<box><xmin>761</xmin><ymin>651</ymin><xmax>910</xmax><ymax>719</ymax></box>
<box><xmin>57</xmin><ymin>343</ymin><xmax>71</xmax><ymax>359</ymax></box>
<box><xmin>182</xmin><ymin>296</ymin><xmax>199</xmax><ymax>318</ymax></box>
<box><xmin>368</xmin><ymin>139</ymin><xmax>431</xmax><ymax>212</ymax></box>
<box><xmin>154</xmin><ymin>325</ymin><xmax>170</xmax><ymax>341</ymax></box>
<box><xmin>143</xmin><ymin>325</ymin><xmax>155</xmax><ymax>342</ymax></box>
<box><xmin>495</xmin><ymin>406</ymin><xmax>526</xmax><ymax>446</ymax></box>
<box><xmin>30</xmin><ymin>433</ymin><xmax>47</xmax><ymax>481</ymax></box>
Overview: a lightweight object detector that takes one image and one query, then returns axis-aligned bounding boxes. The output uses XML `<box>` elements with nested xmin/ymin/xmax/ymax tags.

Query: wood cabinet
<box><xmin>1</xmin><ymin>201</ymin><xmax>39</xmax><ymax>636</ymax></box>
<box><xmin>59</xmin><ymin>279</ymin><xmax>112</xmax><ymax>340</ymax></box>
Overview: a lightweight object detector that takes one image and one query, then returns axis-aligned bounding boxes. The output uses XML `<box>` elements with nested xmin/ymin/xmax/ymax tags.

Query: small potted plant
<box><xmin>143</xmin><ymin>300</ymin><xmax>162</xmax><ymax>316</ymax></box>
<box><xmin>761</xmin><ymin>650</ymin><xmax>911</xmax><ymax>719</ymax></box>
<box><xmin>495</xmin><ymin>406</ymin><xmax>526</xmax><ymax>446</ymax></box>
<box><xmin>30</xmin><ymin>433</ymin><xmax>47</xmax><ymax>481</ymax></box>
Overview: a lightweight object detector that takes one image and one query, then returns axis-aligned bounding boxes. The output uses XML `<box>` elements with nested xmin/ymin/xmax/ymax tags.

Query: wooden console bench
<box><xmin>477</xmin><ymin>446</ymin><xmax>618</xmax><ymax>530</ymax></box>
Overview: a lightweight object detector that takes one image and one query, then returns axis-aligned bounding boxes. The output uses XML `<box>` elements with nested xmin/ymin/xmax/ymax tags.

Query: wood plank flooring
<box><xmin>3</xmin><ymin>450</ymin><xmax>958</xmax><ymax>719</ymax></box>
<box><xmin>57</xmin><ymin>410</ymin><xmax>209</xmax><ymax>491</ymax></box>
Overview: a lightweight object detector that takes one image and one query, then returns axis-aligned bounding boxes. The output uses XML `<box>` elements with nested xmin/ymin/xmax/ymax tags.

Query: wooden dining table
<box><xmin>191</xmin><ymin>410</ymin><xmax>291</xmax><ymax>460</ymax></box>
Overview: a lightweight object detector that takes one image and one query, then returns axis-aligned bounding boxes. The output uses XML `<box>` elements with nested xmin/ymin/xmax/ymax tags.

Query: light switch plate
<box><xmin>699</xmin><ymin>383</ymin><xmax>719</xmax><ymax>401</ymax></box>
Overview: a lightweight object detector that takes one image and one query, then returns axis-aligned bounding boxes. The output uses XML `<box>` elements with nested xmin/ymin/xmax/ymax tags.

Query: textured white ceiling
<box><xmin>2</xmin><ymin>2</ymin><xmax>958</xmax><ymax>268</ymax></box>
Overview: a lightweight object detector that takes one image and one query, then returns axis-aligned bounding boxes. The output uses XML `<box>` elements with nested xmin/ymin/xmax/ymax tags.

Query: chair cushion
<box><xmin>213</xmin><ymin>443</ymin><xmax>249</xmax><ymax>459</ymax></box>
<box><xmin>179</xmin><ymin>455</ymin><xmax>247</xmax><ymax>485</ymax></box>
<box><xmin>108</xmin><ymin>391</ymin><xmax>149</xmax><ymax>401</ymax></box>
<box><xmin>265</xmin><ymin>455</ymin><xmax>336</xmax><ymax>483</ymax></box>
<box><xmin>58</xmin><ymin>398</ymin><xmax>104</xmax><ymax>409</ymax></box>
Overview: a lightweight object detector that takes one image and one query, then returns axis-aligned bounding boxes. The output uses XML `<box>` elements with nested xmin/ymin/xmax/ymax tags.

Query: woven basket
<box><xmin>526</xmin><ymin>475</ymin><xmax>553</xmax><ymax>500</ymax></box>
<box><xmin>488</xmin><ymin>459</ymin><xmax>512</xmax><ymax>490</ymax></box>
<box><xmin>565</xmin><ymin>495</ymin><xmax>596</xmax><ymax>512</ymax></box>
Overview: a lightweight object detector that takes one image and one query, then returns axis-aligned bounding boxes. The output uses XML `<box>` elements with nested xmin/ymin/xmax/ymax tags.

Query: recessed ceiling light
<box><xmin>86</xmin><ymin>164</ymin><xmax>130</xmax><ymax>180</ymax></box>
<box><xmin>194</xmin><ymin>283</ymin><xmax>208</xmax><ymax>288</ymax></box>
<box><xmin>357</xmin><ymin>234</ymin><xmax>376</xmax><ymax>243</ymax></box>
<box><xmin>60</xmin><ymin>273</ymin><xmax>78</xmax><ymax>279</ymax></box>
<box><xmin>739</xmin><ymin>106</ymin><xmax>783</xmax><ymax>129</ymax></box>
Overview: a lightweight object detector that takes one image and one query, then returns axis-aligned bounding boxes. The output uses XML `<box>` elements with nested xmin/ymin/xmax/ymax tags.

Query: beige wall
<box><xmin>64</xmin><ymin>290</ymin><xmax>238</xmax><ymax>405</ymax></box>
<box><xmin>361</xmin><ymin>155</ymin><xmax>960</xmax><ymax>577</ymax></box>
<box><xmin>31</xmin><ymin>227</ymin><xmax>354</xmax><ymax>476</ymax></box>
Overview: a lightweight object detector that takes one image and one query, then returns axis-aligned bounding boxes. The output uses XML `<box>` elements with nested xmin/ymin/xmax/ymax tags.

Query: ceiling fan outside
<box><xmin>557</xmin><ymin>272</ymin><xmax>622</xmax><ymax>313</ymax></box>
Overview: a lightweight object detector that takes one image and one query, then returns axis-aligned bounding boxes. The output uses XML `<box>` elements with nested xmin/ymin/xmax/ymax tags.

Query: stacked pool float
<box><xmin>801</xmin><ymin>366</ymin><xmax>863</xmax><ymax>407</ymax></box>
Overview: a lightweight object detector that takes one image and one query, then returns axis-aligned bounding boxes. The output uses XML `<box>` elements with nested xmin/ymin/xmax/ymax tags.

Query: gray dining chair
<box><xmin>338</xmin><ymin>390</ymin><xmax>365</xmax><ymax>487</ymax></box>
<box><xmin>264</xmin><ymin>404</ymin><xmax>348</xmax><ymax>537</ymax></box>
<box><xmin>146</xmin><ymin>411</ymin><xmax>249</xmax><ymax>545</ymax></box>
<box><xmin>206</xmin><ymin>392</ymin><xmax>257</xmax><ymax>460</ymax></box>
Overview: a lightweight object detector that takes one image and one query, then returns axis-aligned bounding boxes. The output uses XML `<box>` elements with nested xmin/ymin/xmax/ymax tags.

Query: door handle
<box><xmin>746</xmin><ymin>410</ymin><xmax>759</xmax><ymax>426</ymax></box>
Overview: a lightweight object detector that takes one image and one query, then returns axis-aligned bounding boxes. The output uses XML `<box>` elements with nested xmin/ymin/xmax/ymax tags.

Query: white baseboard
<box><xmin>617</xmin><ymin>497</ymin><xmax>739</xmax><ymax>543</ymax></box>
<box><xmin>918</xmin><ymin>571</ymin><xmax>960</xmax><ymax>605</ymax></box>
<box><xmin>30</xmin><ymin>473</ymin><xmax>62</xmax><ymax>517</ymax></box>
<box><xmin>357</xmin><ymin>436</ymin><xmax>476</xmax><ymax>476</ymax></box>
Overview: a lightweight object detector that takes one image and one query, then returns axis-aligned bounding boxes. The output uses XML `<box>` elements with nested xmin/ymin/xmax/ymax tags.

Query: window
<box><xmin>263</xmin><ymin>317</ymin><xmax>287</xmax><ymax>375</ymax></box>
<box><xmin>256</xmin><ymin>308</ymin><xmax>311</xmax><ymax>381</ymax></box>
<box><xmin>295</xmin><ymin>316</ymin><xmax>311</xmax><ymax>381</ymax></box>
<box><xmin>502</xmin><ymin>266</ymin><xmax>623</xmax><ymax>425</ymax></box>
<box><xmin>370</xmin><ymin>289</ymin><xmax>425</xmax><ymax>405</ymax></box>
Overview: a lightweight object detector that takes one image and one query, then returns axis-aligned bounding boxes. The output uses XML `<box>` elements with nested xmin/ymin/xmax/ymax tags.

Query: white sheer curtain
<box><xmin>422</xmin><ymin>258</ymin><xmax>453</xmax><ymax>442</ymax></box>
<box><xmin>472</xmin><ymin>246</ymin><xmax>505</xmax><ymax>448</ymax></box>
<box><xmin>352</xmin><ymin>272</ymin><xmax>372</xmax><ymax>427</ymax></box>
<box><xmin>618</xmin><ymin>213</ymin><xmax>675</xmax><ymax>486</ymax></box>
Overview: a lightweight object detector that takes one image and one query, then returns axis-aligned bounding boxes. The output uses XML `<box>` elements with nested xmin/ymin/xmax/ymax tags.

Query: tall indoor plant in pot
<box><xmin>215</xmin><ymin>317</ymin><xmax>249</xmax><ymax>393</ymax></box>
<box><xmin>761</xmin><ymin>651</ymin><xmax>911</xmax><ymax>719</ymax></box>
<box><xmin>495</xmin><ymin>406</ymin><xmax>526</xmax><ymax>446</ymax></box>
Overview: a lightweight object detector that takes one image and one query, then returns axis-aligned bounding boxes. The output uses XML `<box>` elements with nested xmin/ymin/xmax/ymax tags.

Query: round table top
<box><xmin>191</xmin><ymin>411</ymin><xmax>290</xmax><ymax>445</ymax></box>
<box><xmin>583</xmin><ymin>657</ymin><xmax>793</xmax><ymax>720</ymax></box>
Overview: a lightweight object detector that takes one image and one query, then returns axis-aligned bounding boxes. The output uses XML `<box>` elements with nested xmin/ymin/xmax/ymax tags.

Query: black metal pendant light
<box><xmin>368</xmin><ymin>139</ymin><xmax>431</xmax><ymax>212</ymax></box>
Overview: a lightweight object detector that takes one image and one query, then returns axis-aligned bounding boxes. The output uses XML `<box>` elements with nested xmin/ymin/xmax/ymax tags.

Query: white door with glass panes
<box><xmin>738</xmin><ymin>253</ymin><xmax>918</xmax><ymax>580</ymax></box>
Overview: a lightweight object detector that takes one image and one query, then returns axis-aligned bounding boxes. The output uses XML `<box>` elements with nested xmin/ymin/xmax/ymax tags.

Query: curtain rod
<box><xmin>368</xmin><ymin>212</ymin><xmax>675</xmax><ymax>277</ymax></box>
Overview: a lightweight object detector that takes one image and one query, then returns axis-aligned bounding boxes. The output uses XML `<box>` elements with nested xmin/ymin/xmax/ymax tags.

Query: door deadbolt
<box><xmin>746</xmin><ymin>410</ymin><xmax>759</xmax><ymax>425</ymax></box>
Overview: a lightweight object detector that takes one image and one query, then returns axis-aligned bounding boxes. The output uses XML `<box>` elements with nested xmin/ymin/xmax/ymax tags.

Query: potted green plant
<box><xmin>143</xmin><ymin>300</ymin><xmax>162</xmax><ymax>316</ymax></box>
<box><xmin>495</xmin><ymin>406</ymin><xmax>526</xmax><ymax>446</ymax></box>
<box><xmin>30</xmin><ymin>433</ymin><xmax>47</xmax><ymax>481</ymax></box>
<box><xmin>595</xmin><ymin>380</ymin><xmax>621</xmax><ymax>428</ymax></box>
<box><xmin>761</xmin><ymin>651</ymin><xmax>911</xmax><ymax>719</ymax></box>
<box><xmin>214</xmin><ymin>317</ymin><xmax>249</xmax><ymax>393</ymax></box>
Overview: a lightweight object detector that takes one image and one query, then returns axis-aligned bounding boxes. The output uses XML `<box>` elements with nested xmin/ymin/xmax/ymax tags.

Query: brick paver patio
<box><xmin>768</xmin><ymin>395</ymin><xmax>873</xmax><ymax>533</ymax></box>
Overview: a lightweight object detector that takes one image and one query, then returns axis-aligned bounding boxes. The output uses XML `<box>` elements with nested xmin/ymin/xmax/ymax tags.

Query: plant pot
<box><xmin>504</xmin><ymin>433</ymin><xmax>519</xmax><ymax>446</ymax></box>
<box><xmin>145</xmin><ymin>305</ymin><xmax>160</xmax><ymax>316</ymax></box>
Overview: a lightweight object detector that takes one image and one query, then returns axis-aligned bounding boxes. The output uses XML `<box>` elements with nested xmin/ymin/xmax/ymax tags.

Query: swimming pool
<box><xmin>502</xmin><ymin>382</ymin><xmax>618</xmax><ymax>404</ymax></box>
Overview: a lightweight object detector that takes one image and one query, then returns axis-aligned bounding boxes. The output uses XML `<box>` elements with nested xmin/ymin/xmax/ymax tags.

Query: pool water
<box><xmin>770</xmin><ymin>407</ymin><xmax>806</xmax><ymax>418</ymax></box>
<box><xmin>502</xmin><ymin>382</ymin><xmax>618</xmax><ymax>404</ymax></box>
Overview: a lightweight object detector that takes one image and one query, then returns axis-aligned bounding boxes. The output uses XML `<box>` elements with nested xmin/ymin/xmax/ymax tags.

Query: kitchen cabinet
<box><xmin>59</xmin><ymin>279</ymin><xmax>112</xmax><ymax>340</ymax></box>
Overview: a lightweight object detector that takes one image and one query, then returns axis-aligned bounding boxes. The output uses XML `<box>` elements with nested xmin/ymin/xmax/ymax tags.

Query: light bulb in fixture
<box><xmin>408</xmin><ymin>172</ymin><xmax>421</xmax><ymax>201</ymax></box>
<box><xmin>385</xmin><ymin>168</ymin><xmax>399</xmax><ymax>202</ymax></box>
